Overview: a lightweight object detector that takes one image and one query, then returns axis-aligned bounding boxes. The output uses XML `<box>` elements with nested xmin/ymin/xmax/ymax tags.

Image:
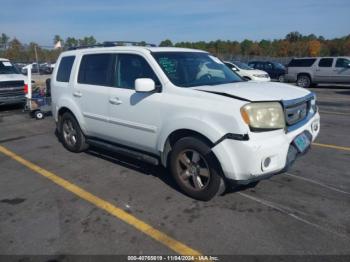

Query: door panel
<box><xmin>314</xmin><ymin>58</ymin><xmax>334</xmax><ymax>83</ymax></box>
<box><xmin>74</xmin><ymin>53</ymin><xmax>114</xmax><ymax>138</ymax></box>
<box><xmin>107</xmin><ymin>53</ymin><xmax>163</xmax><ymax>153</ymax></box>
<box><xmin>333</xmin><ymin>58</ymin><xmax>350</xmax><ymax>83</ymax></box>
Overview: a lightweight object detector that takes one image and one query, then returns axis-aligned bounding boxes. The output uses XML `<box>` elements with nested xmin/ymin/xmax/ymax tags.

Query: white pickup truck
<box><xmin>51</xmin><ymin>44</ymin><xmax>320</xmax><ymax>200</ymax></box>
<box><xmin>0</xmin><ymin>58</ymin><xmax>27</xmax><ymax>106</ymax></box>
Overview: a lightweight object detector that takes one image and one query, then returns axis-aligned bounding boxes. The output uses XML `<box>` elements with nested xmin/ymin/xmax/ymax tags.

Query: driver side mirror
<box><xmin>135</xmin><ymin>78</ymin><xmax>156</xmax><ymax>93</ymax></box>
<box><xmin>231</xmin><ymin>67</ymin><xmax>239</xmax><ymax>72</ymax></box>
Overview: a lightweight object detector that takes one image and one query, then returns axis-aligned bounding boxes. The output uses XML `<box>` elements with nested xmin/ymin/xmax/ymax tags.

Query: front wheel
<box><xmin>169</xmin><ymin>137</ymin><xmax>226</xmax><ymax>201</ymax></box>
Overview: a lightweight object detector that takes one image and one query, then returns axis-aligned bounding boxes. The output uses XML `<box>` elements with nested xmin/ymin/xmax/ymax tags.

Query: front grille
<box><xmin>283</xmin><ymin>95</ymin><xmax>313</xmax><ymax>127</ymax></box>
<box><xmin>0</xmin><ymin>80</ymin><xmax>25</xmax><ymax>88</ymax></box>
<box><xmin>285</xmin><ymin>102</ymin><xmax>308</xmax><ymax>125</ymax></box>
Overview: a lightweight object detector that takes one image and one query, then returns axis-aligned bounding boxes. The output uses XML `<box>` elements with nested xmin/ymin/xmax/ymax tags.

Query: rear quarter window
<box><xmin>288</xmin><ymin>59</ymin><xmax>316</xmax><ymax>67</ymax></box>
<box><xmin>56</xmin><ymin>56</ymin><xmax>75</xmax><ymax>82</ymax></box>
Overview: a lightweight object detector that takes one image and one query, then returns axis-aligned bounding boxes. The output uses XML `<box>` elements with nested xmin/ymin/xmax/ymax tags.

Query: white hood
<box><xmin>195</xmin><ymin>81</ymin><xmax>310</xmax><ymax>102</ymax></box>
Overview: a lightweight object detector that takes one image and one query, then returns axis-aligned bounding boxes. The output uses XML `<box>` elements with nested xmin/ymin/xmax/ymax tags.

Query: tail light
<box><xmin>24</xmin><ymin>84</ymin><xmax>28</xmax><ymax>94</ymax></box>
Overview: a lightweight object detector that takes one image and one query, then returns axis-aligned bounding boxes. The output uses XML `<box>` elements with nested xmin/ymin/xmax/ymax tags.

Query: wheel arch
<box><xmin>160</xmin><ymin>128</ymin><xmax>217</xmax><ymax>168</ymax></box>
<box><xmin>56</xmin><ymin>101</ymin><xmax>87</xmax><ymax>134</ymax></box>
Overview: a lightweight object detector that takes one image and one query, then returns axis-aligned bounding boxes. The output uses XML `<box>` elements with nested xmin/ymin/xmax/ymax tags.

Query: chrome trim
<box><xmin>83</xmin><ymin>112</ymin><xmax>109</xmax><ymax>123</ymax></box>
<box><xmin>109</xmin><ymin>117</ymin><xmax>157</xmax><ymax>133</ymax></box>
<box><xmin>282</xmin><ymin>92</ymin><xmax>316</xmax><ymax>133</ymax></box>
<box><xmin>83</xmin><ymin>112</ymin><xmax>157</xmax><ymax>133</ymax></box>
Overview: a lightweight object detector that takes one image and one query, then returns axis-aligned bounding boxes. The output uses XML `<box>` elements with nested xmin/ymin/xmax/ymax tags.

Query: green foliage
<box><xmin>159</xmin><ymin>39</ymin><xmax>173</xmax><ymax>47</ymax></box>
<box><xmin>162</xmin><ymin>32</ymin><xmax>350</xmax><ymax>58</ymax></box>
<box><xmin>1</xmin><ymin>31</ymin><xmax>350</xmax><ymax>63</ymax></box>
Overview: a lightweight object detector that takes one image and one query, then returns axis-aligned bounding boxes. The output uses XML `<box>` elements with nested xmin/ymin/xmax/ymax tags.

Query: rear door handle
<box><xmin>73</xmin><ymin>91</ymin><xmax>82</xmax><ymax>97</ymax></box>
<box><xmin>109</xmin><ymin>97</ymin><xmax>122</xmax><ymax>105</ymax></box>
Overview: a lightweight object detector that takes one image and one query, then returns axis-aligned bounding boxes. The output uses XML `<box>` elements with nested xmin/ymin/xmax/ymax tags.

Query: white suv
<box><xmin>51</xmin><ymin>43</ymin><xmax>320</xmax><ymax>201</ymax></box>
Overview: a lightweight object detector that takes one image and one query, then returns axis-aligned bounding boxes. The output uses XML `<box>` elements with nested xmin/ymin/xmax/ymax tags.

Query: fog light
<box><xmin>264</xmin><ymin>157</ymin><xmax>271</xmax><ymax>168</ymax></box>
<box><xmin>312</xmin><ymin>121</ymin><xmax>319</xmax><ymax>132</ymax></box>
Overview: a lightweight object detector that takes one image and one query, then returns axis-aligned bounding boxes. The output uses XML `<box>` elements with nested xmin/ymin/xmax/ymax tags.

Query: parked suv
<box><xmin>285</xmin><ymin>57</ymin><xmax>350</xmax><ymax>88</ymax></box>
<box><xmin>248</xmin><ymin>61</ymin><xmax>286</xmax><ymax>82</ymax></box>
<box><xmin>0</xmin><ymin>58</ymin><xmax>27</xmax><ymax>106</ymax></box>
<box><xmin>51</xmin><ymin>44</ymin><xmax>320</xmax><ymax>201</ymax></box>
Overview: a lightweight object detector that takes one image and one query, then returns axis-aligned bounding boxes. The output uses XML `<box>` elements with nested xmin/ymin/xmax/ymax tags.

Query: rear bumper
<box><xmin>212</xmin><ymin>112</ymin><xmax>320</xmax><ymax>182</ymax></box>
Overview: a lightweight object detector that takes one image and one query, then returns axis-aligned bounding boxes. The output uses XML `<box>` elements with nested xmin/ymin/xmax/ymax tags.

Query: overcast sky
<box><xmin>1</xmin><ymin>0</ymin><xmax>349</xmax><ymax>47</ymax></box>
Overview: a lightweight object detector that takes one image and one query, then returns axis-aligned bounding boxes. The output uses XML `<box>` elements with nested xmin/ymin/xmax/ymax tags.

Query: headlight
<box><xmin>241</xmin><ymin>102</ymin><xmax>285</xmax><ymax>130</ymax></box>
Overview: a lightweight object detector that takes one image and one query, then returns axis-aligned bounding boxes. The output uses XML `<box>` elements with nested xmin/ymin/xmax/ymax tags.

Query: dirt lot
<box><xmin>0</xmin><ymin>86</ymin><xmax>349</xmax><ymax>261</ymax></box>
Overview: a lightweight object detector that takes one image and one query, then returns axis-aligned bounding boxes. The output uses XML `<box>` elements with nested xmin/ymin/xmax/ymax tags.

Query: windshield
<box><xmin>273</xmin><ymin>62</ymin><xmax>285</xmax><ymax>70</ymax></box>
<box><xmin>233</xmin><ymin>61</ymin><xmax>253</xmax><ymax>70</ymax></box>
<box><xmin>0</xmin><ymin>61</ymin><xmax>20</xmax><ymax>74</ymax></box>
<box><xmin>152</xmin><ymin>52</ymin><xmax>242</xmax><ymax>87</ymax></box>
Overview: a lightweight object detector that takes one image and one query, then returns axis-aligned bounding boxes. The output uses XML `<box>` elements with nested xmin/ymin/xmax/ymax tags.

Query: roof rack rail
<box><xmin>68</xmin><ymin>41</ymin><xmax>157</xmax><ymax>50</ymax></box>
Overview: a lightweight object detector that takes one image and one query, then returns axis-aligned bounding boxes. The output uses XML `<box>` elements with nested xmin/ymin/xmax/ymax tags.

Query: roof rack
<box><xmin>68</xmin><ymin>41</ymin><xmax>157</xmax><ymax>50</ymax></box>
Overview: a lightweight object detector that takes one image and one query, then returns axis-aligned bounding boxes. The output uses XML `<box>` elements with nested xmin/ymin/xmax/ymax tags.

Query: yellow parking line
<box><xmin>0</xmin><ymin>145</ymin><xmax>201</xmax><ymax>256</ymax></box>
<box><xmin>312</xmin><ymin>143</ymin><xmax>350</xmax><ymax>151</ymax></box>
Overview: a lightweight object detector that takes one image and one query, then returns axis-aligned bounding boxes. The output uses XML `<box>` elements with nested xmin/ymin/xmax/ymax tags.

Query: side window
<box><xmin>288</xmin><ymin>59</ymin><xmax>316</xmax><ymax>67</ymax></box>
<box><xmin>56</xmin><ymin>56</ymin><xmax>75</xmax><ymax>82</ymax></box>
<box><xmin>335</xmin><ymin>58</ymin><xmax>350</xmax><ymax>68</ymax></box>
<box><xmin>115</xmin><ymin>54</ymin><xmax>160</xmax><ymax>89</ymax></box>
<box><xmin>224</xmin><ymin>63</ymin><xmax>234</xmax><ymax>69</ymax></box>
<box><xmin>318</xmin><ymin>58</ymin><xmax>333</xmax><ymax>67</ymax></box>
<box><xmin>78</xmin><ymin>53</ymin><xmax>114</xmax><ymax>86</ymax></box>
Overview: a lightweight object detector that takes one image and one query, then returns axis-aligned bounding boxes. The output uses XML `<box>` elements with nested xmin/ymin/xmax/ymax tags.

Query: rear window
<box><xmin>318</xmin><ymin>58</ymin><xmax>333</xmax><ymax>67</ymax></box>
<box><xmin>78</xmin><ymin>54</ymin><xmax>114</xmax><ymax>86</ymax></box>
<box><xmin>288</xmin><ymin>59</ymin><xmax>316</xmax><ymax>67</ymax></box>
<box><xmin>56</xmin><ymin>56</ymin><xmax>75</xmax><ymax>82</ymax></box>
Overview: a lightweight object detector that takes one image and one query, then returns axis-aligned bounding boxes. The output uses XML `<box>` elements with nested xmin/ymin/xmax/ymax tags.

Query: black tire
<box><xmin>34</xmin><ymin>110</ymin><xmax>44</xmax><ymax>120</ymax></box>
<box><xmin>296</xmin><ymin>74</ymin><xmax>311</xmax><ymax>88</ymax></box>
<box><xmin>169</xmin><ymin>137</ymin><xmax>226</xmax><ymax>201</ymax></box>
<box><xmin>59</xmin><ymin>112</ymin><xmax>89</xmax><ymax>153</ymax></box>
<box><xmin>278</xmin><ymin>75</ymin><xmax>285</xmax><ymax>83</ymax></box>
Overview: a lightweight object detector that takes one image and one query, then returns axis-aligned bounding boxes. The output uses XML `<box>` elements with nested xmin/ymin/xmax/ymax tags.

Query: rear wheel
<box><xmin>297</xmin><ymin>74</ymin><xmax>311</xmax><ymax>88</ymax></box>
<box><xmin>59</xmin><ymin>112</ymin><xmax>89</xmax><ymax>153</ymax></box>
<box><xmin>169</xmin><ymin>137</ymin><xmax>226</xmax><ymax>201</ymax></box>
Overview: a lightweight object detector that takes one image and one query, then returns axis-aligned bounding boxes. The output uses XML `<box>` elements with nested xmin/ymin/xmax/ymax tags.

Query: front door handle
<box><xmin>109</xmin><ymin>97</ymin><xmax>123</xmax><ymax>105</ymax></box>
<box><xmin>73</xmin><ymin>91</ymin><xmax>82</xmax><ymax>97</ymax></box>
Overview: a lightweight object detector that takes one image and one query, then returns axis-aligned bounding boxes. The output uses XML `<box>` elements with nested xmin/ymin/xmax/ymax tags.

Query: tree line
<box><xmin>1</xmin><ymin>31</ymin><xmax>349</xmax><ymax>63</ymax></box>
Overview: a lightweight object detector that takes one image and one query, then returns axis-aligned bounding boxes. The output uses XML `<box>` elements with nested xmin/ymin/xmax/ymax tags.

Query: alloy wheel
<box><xmin>176</xmin><ymin>149</ymin><xmax>211</xmax><ymax>191</ymax></box>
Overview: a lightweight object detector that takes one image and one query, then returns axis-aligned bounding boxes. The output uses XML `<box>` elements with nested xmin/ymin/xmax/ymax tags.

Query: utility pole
<box><xmin>34</xmin><ymin>44</ymin><xmax>39</xmax><ymax>74</ymax></box>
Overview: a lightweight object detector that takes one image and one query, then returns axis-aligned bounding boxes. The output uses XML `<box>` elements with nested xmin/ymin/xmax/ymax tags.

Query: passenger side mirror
<box><xmin>135</xmin><ymin>78</ymin><xmax>156</xmax><ymax>93</ymax></box>
<box><xmin>232</xmin><ymin>67</ymin><xmax>239</xmax><ymax>72</ymax></box>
